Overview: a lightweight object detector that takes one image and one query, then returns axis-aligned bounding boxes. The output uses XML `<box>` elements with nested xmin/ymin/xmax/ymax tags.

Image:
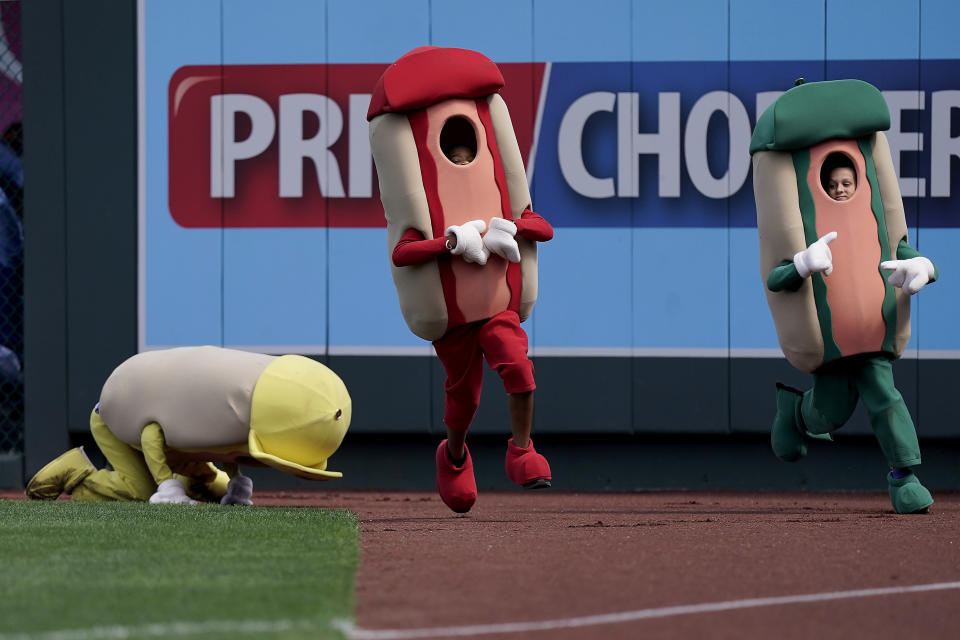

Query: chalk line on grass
<box><xmin>0</xmin><ymin>619</ymin><xmax>318</xmax><ymax>640</ymax></box>
<box><xmin>333</xmin><ymin>580</ymin><xmax>960</xmax><ymax>639</ymax></box>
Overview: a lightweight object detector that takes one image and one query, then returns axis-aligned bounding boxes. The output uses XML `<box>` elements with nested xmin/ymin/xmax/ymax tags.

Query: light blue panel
<box><xmin>827</xmin><ymin>0</ymin><xmax>918</xmax><ymax>60</ymax></box>
<box><xmin>632</xmin><ymin>228</ymin><xmax>728</xmax><ymax>349</ymax></box>
<box><xmin>632</xmin><ymin>0</ymin><xmax>728</xmax><ymax>62</ymax></box>
<box><xmin>532</xmin><ymin>0</ymin><xmax>631</xmax><ymax>62</ymax></box>
<box><xmin>145</xmin><ymin>0</ymin><xmax>222</xmax><ymax>66</ymax></box>
<box><xmin>921</xmin><ymin>0</ymin><xmax>960</xmax><ymax>59</ymax></box>
<box><xmin>729</xmin><ymin>227</ymin><xmax>781</xmax><ymax>349</ymax></box>
<box><xmin>327</xmin><ymin>229</ymin><xmax>432</xmax><ymax>348</ymax></box>
<box><xmin>144</xmin><ymin>226</ymin><xmax>224</xmax><ymax>345</ymax></box>
<box><xmin>904</xmin><ymin>222</ymin><xmax>919</xmax><ymax>352</ymax></box>
<box><xmin>431</xmin><ymin>0</ymin><xmax>533</xmax><ymax>61</ymax></box>
<box><xmin>913</xmin><ymin>228</ymin><xmax>960</xmax><ymax>350</ymax></box>
<box><xmin>729</xmin><ymin>0</ymin><xmax>824</xmax><ymax>61</ymax></box>
<box><xmin>534</xmin><ymin>229</ymin><xmax>632</xmax><ymax>348</ymax></box>
<box><xmin>327</xmin><ymin>0</ymin><xmax>429</xmax><ymax>63</ymax></box>
<box><xmin>222</xmin><ymin>0</ymin><xmax>326</xmax><ymax>63</ymax></box>
<box><xmin>222</xmin><ymin>229</ymin><xmax>328</xmax><ymax>347</ymax></box>
<box><xmin>143</xmin><ymin>0</ymin><xmax>223</xmax><ymax>346</ymax></box>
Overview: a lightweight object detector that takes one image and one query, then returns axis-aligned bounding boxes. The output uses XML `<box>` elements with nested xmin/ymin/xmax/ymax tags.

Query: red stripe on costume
<box><xmin>407</xmin><ymin>109</ymin><xmax>465</xmax><ymax>329</ymax></box>
<box><xmin>476</xmin><ymin>98</ymin><xmax>523</xmax><ymax>314</ymax></box>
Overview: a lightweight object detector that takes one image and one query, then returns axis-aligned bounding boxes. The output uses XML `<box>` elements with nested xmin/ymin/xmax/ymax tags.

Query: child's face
<box><xmin>827</xmin><ymin>167</ymin><xmax>857</xmax><ymax>201</ymax></box>
<box><xmin>447</xmin><ymin>146</ymin><xmax>474</xmax><ymax>165</ymax></box>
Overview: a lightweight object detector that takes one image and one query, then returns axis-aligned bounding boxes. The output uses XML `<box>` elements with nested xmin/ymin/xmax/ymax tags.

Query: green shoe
<box><xmin>25</xmin><ymin>447</ymin><xmax>96</xmax><ymax>500</ymax></box>
<box><xmin>888</xmin><ymin>471</ymin><xmax>933</xmax><ymax>514</ymax></box>
<box><xmin>771</xmin><ymin>383</ymin><xmax>806</xmax><ymax>462</ymax></box>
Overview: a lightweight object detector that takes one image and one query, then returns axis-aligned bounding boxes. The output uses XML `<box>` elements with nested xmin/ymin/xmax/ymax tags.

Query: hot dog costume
<box><xmin>751</xmin><ymin>79</ymin><xmax>937</xmax><ymax>514</ymax></box>
<box><xmin>26</xmin><ymin>346</ymin><xmax>351</xmax><ymax>504</ymax></box>
<box><xmin>368</xmin><ymin>47</ymin><xmax>552</xmax><ymax>512</ymax></box>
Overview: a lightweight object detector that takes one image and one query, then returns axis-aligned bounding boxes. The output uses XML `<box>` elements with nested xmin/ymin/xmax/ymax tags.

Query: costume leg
<box><xmin>478</xmin><ymin>310</ymin><xmax>536</xmax><ymax>396</ymax></box>
<box><xmin>74</xmin><ymin>409</ymin><xmax>156</xmax><ymax>501</ymax></box>
<box><xmin>479</xmin><ymin>311</ymin><xmax>550</xmax><ymax>489</ymax></box>
<box><xmin>432</xmin><ymin>324</ymin><xmax>483</xmax><ymax>513</ymax></box>
<box><xmin>854</xmin><ymin>358</ymin><xmax>930</xmax><ymax>514</ymax></box>
<box><xmin>855</xmin><ymin>357</ymin><xmax>921</xmax><ymax>468</ymax></box>
<box><xmin>25</xmin><ymin>447</ymin><xmax>95</xmax><ymax>500</ymax></box>
<box><xmin>771</xmin><ymin>383</ymin><xmax>808</xmax><ymax>461</ymax></box>
<box><xmin>433</xmin><ymin>322</ymin><xmax>484</xmax><ymax>437</ymax></box>
<box><xmin>478</xmin><ymin>311</ymin><xmax>536</xmax><ymax>444</ymax></box>
<box><xmin>800</xmin><ymin>369</ymin><xmax>859</xmax><ymax>436</ymax></box>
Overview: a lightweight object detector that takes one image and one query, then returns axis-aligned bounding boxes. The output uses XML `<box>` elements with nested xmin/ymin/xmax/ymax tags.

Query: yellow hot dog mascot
<box><xmin>368</xmin><ymin>47</ymin><xmax>552</xmax><ymax>513</ymax></box>
<box><xmin>752</xmin><ymin>79</ymin><xmax>938</xmax><ymax>514</ymax></box>
<box><xmin>26</xmin><ymin>346</ymin><xmax>351</xmax><ymax>504</ymax></box>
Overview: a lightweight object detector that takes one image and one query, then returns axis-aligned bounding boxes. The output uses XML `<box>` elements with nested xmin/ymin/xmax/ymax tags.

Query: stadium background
<box><xmin>4</xmin><ymin>0</ymin><xmax>960</xmax><ymax>491</ymax></box>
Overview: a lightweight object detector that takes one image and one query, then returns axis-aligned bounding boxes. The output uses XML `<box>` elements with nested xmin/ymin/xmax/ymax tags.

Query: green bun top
<box><xmin>749</xmin><ymin>79</ymin><xmax>890</xmax><ymax>154</ymax></box>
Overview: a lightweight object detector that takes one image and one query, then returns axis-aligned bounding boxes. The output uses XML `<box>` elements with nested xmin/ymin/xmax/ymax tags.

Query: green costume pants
<box><xmin>800</xmin><ymin>356</ymin><xmax>921</xmax><ymax>468</ymax></box>
<box><xmin>71</xmin><ymin>409</ymin><xmax>230</xmax><ymax>502</ymax></box>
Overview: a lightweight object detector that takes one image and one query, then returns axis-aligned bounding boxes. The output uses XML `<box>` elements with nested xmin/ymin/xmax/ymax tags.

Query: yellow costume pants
<box><xmin>71</xmin><ymin>409</ymin><xmax>230</xmax><ymax>502</ymax></box>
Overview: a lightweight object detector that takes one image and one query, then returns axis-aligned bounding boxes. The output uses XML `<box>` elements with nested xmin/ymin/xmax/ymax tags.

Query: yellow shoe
<box><xmin>25</xmin><ymin>447</ymin><xmax>96</xmax><ymax>500</ymax></box>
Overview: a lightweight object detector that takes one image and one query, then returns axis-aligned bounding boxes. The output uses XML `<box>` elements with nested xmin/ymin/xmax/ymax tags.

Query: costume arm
<box><xmin>392</xmin><ymin>228</ymin><xmax>449</xmax><ymax>267</ymax></box>
<box><xmin>767</xmin><ymin>260</ymin><xmax>805</xmax><ymax>292</ymax></box>
<box><xmin>896</xmin><ymin>238</ymin><xmax>939</xmax><ymax>283</ymax></box>
<box><xmin>141</xmin><ymin>423</ymin><xmax>199</xmax><ymax>504</ymax></box>
<box><xmin>140</xmin><ymin>422</ymin><xmax>174</xmax><ymax>484</ymax></box>
<box><xmin>514</xmin><ymin>209</ymin><xmax>554</xmax><ymax>242</ymax></box>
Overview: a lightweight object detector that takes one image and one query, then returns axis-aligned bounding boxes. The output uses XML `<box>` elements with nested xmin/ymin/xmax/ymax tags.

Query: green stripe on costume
<box><xmin>858</xmin><ymin>137</ymin><xmax>898</xmax><ymax>354</ymax></box>
<box><xmin>793</xmin><ymin>149</ymin><xmax>842</xmax><ymax>364</ymax></box>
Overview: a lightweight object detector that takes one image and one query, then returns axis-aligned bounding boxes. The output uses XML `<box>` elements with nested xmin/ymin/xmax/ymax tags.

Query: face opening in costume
<box><xmin>820</xmin><ymin>152</ymin><xmax>858</xmax><ymax>202</ymax></box>
<box><xmin>440</xmin><ymin>115</ymin><xmax>478</xmax><ymax>166</ymax></box>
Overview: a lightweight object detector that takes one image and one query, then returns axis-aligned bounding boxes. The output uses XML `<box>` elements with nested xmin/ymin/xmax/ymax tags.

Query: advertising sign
<box><xmin>140</xmin><ymin>0</ymin><xmax>960</xmax><ymax>356</ymax></box>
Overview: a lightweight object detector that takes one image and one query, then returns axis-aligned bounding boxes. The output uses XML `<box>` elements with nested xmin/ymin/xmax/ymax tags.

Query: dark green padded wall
<box><xmin>22</xmin><ymin>0</ymin><xmax>137</xmax><ymax>477</ymax></box>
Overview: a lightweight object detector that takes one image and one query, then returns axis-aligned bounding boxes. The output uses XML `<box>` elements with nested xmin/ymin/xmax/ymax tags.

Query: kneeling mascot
<box><xmin>26</xmin><ymin>346</ymin><xmax>351</xmax><ymax>505</ymax></box>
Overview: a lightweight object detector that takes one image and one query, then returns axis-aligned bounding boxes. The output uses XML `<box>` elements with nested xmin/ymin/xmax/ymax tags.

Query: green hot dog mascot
<box><xmin>26</xmin><ymin>346</ymin><xmax>351</xmax><ymax>505</ymax></box>
<box><xmin>751</xmin><ymin>79</ymin><xmax>937</xmax><ymax>514</ymax></box>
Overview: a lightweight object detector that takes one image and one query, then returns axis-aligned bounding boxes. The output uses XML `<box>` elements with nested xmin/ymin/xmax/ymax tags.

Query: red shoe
<box><xmin>435</xmin><ymin>440</ymin><xmax>477</xmax><ymax>513</ymax></box>
<box><xmin>505</xmin><ymin>438</ymin><xmax>552</xmax><ymax>489</ymax></box>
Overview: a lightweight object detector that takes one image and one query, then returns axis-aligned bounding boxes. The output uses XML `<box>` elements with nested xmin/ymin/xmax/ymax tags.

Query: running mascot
<box><xmin>27</xmin><ymin>346</ymin><xmax>351</xmax><ymax>504</ymax></box>
<box><xmin>367</xmin><ymin>47</ymin><xmax>553</xmax><ymax>513</ymax></box>
<box><xmin>751</xmin><ymin>79</ymin><xmax>937</xmax><ymax>513</ymax></box>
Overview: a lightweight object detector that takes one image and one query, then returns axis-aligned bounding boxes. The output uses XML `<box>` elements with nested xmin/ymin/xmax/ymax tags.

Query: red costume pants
<box><xmin>432</xmin><ymin>310</ymin><xmax>536</xmax><ymax>431</ymax></box>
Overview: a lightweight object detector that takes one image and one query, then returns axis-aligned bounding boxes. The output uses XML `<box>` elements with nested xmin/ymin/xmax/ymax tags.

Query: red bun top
<box><xmin>366</xmin><ymin>46</ymin><xmax>505</xmax><ymax>121</ymax></box>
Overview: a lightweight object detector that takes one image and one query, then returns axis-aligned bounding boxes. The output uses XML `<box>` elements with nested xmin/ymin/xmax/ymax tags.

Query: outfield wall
<box><xmin>18</xmin><ymin>0</ymin><xmax>960</xmax><ymax>487</ymax></box>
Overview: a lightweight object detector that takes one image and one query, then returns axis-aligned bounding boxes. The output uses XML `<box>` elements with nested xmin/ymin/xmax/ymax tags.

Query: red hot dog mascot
<box><xmin>751</xmin><ymin>79</ymin><xmax>938</xmax><ymax>514</ymax></box>
<box><xmin>368</xmin><ymin>47</ymin><xmax>552</xmax><ymax>513</ymax></box>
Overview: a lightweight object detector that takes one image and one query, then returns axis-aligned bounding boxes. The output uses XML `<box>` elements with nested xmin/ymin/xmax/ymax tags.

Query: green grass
<box><xmin>0</xmin><ymin>500</ymin><xmax>359</xmax><ymax>639</ymax></box>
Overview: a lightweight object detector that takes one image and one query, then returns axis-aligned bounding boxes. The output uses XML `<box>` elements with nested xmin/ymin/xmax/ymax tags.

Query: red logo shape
<box><xmin>168</xmin><ymin>63</ymin><xmax>544</xmax><ymax>228</ymax></box>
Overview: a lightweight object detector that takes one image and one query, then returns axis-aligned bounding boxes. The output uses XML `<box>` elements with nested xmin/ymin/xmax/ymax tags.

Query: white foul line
<box><xmin>334</xmin><ymin>580</ymin><xmax>960</xmax><ymax>639</ymax></box>
<box><xmin>0</xmin><ymin>619</ymin><xmax>317</xmax><ymax>640</ymax></box>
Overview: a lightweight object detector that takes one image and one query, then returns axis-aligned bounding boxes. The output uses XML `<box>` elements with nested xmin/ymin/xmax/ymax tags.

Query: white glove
<box><xmin>794</xmin><ymin>231</ymin><xmax>837</xmax><ymax>278</ymax></box>
<box><xmin>149</xmin><ymin>478</ymin><xmax>198</xmax><ymax>505</ymax></box>
<box><xmin>220</xmin><ymin>475</ymin><xmax>254</xmax><ymax>506</ymax></box>
<box><xmin>881</xmin><ymin>256</ymin><xmax>935</xmax><ymax>295</ymax></box>
<box><xmin>446</xmin><ymin>219</ymin><xmax>489</xmax><ymax>265</ymax></box>
<box><xmin>483</xmin><ymin>217</ymin><xmax>521</xmax><ymax>263</ymax></box>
